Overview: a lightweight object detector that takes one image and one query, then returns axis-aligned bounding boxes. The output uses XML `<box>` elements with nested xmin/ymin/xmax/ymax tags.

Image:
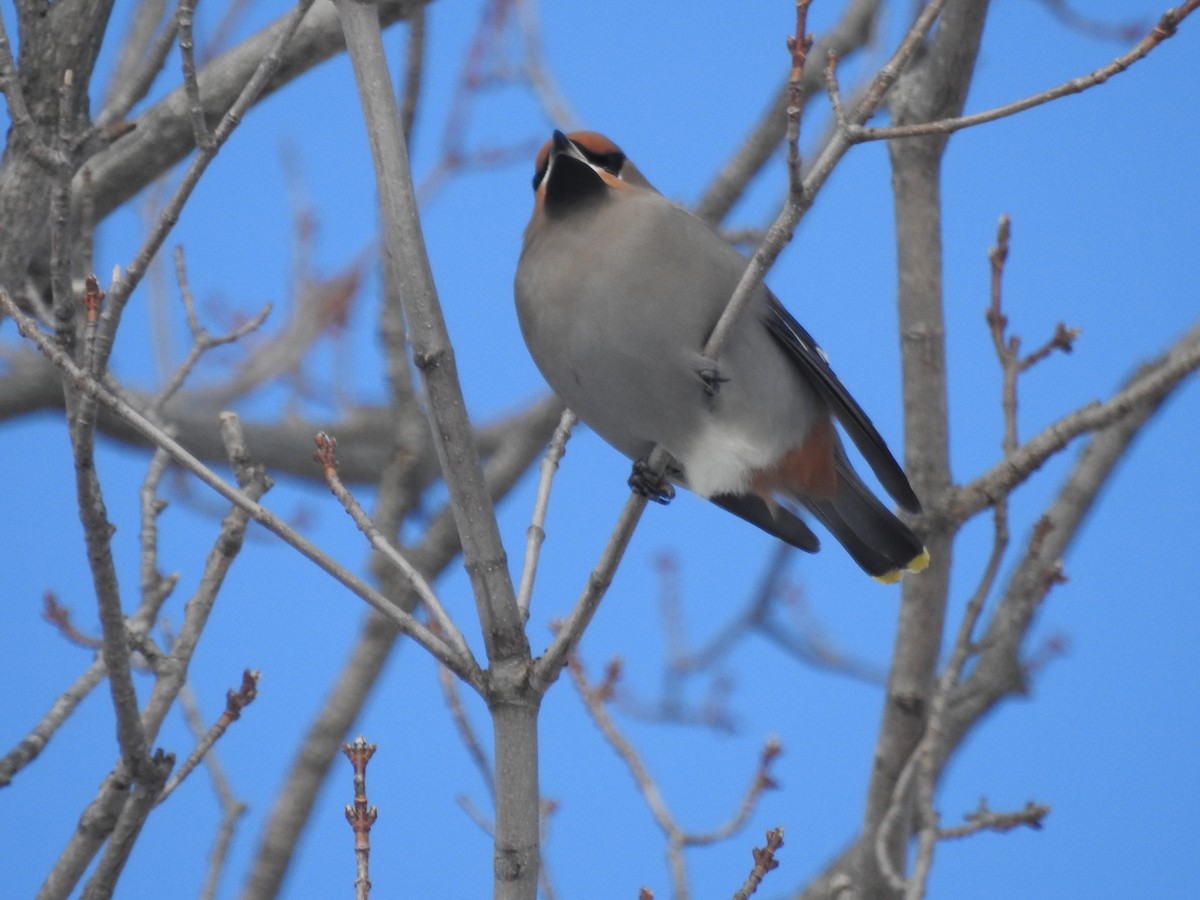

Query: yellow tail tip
<box><xmin>872</xmin><ymin>547</ymin><xmax>931</xmax><ymax>585</ymax></box>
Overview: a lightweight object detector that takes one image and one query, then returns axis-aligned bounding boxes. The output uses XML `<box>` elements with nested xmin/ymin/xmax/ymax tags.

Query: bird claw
<box><xmin>628</xmin><ymin>459</ymin><xmax>675</xmax><ymax>505</ymax></box>
<box><xmin>697</xmin><ymin>366</ymin><xmax>729</xmax><ymax>399</ymax></box>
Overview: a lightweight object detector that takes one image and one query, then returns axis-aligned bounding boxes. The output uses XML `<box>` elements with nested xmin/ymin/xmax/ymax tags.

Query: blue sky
<box><xmin>2</xmin><ymin>1</ymin><xmax>1198</xmax><ymax>897</ymax></box>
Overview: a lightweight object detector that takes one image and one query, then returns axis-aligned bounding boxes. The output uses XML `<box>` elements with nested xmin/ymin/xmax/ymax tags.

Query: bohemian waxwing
<box><xmin>514</xmin><ymin>130</ymin><xmax>929</xmax><ymax>582</ymax></box>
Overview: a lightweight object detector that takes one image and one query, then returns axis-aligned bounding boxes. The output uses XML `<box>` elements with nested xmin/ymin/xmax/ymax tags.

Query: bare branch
<box><xmin>937</xmin><ymin>799</ymin><xmax>1050</xmax><ymax>840</ymax></box>
<box><xmin>342</xmin><ymin>737</ymin><xmax>379</xmax><ymax>900</ymax></box>
<box><xmin>85</xmin><ymin>0</ymin><xmax>426</xmax><ymax>224</ymax></box>
<box><xmin>241</xmin><ymin>393</ymin><xmax>557</xmax><ymax>900</ymax></box>
<box><xmin>732</xmin><ymin>827</ymin><xmax>786</xmax><ymax>900</ymax></box>
<box><xmin>90</xmin><ymin>0</ymin><xmax>318</xmax><ymax>385</ymax></box>
<box><xmin>1</xmin><ymin>292</ymin><xmax>481</xmax><ymax>687</ymax></box>
<box><xmin>177</xmin><ymin>0</ymin><xmax>213</xmax><ymax>150</ymax></box>
<box><xmin>516</xmin><ymin>409</ymin><xmax>577</xmax><ymax>620</ymax></box>
<box><xmin>314</xmin><ymin>431</ymin><xmax>477</xmax><ymax>671</ymax></box>
<box><xmin>840</xmin><ymin>0</ymin><xmax>1199</xmax><ymax>143</ymax></box>
<box><xmin>0</xmin><ymin>656</ymin><xmax>106</xmax><ymax>787</ymax></box>
<box><xmin>693</xmin><ymin>0</ymin><xmax>881</xmax><ymax>226</ymax></box>
<box><xmin>98</xmin><ymin>0</ymin><xmax>173</xmax><ymax>124</ymax></box>
<box><xmin>336</xmin><ymin>0</ymin><xmax>522</xmax><ymax>662</ymax></box>
<box><xmin>78</xmin><ymin>750</ymin><xmax>175</xmax><ymax>900</ymax></box>
<box><xmin>953</xmin><ymin>322</ymin><xmax>1200</xmax><ymax>522</ymax></box>
<box><xmin>398</xmin><ymin>4</ymin><xmax>425</xmax><ymax>142</ymax></box>
<box><xmin>148</xmin><ymin>245</ymin><xmax>273</xmax><ymax>418</ymax></box>
<box><xmin>157</xmin><ymin>670</ymin><xmax>260</xmax><ymax>805</ymax></box>
<box><xmin>567</xmin><ymin>653</ymin><xmax>781</xmax><ymax>896</ymax></box>
<box><xmin>168</xmin><ymin>671</ymin><xmax>249</xmax><ymax>900</ymax></box>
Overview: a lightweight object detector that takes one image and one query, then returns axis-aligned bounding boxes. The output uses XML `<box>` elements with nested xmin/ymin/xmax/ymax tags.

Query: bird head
<box><xmin>530</xmin><ymin>131</ymin><xmax>654</xmax><ymax>219</ymax></box>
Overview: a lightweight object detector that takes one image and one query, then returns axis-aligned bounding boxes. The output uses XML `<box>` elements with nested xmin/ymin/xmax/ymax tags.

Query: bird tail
<box><xmin>710</xmin><ymin>492</ymin><xmax>822</xmax><ymax>553</ymax></box>
<box><xmin>798</xmin><ymin>461</ymin><xmax>929</xmax><ymax>583</ymax></box>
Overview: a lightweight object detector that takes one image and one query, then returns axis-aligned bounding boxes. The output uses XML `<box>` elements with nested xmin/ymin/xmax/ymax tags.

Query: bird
<box><xmin>514</xmin><ymin>130</ymin><xmax>929</xmax><ymax>582</ymax></box>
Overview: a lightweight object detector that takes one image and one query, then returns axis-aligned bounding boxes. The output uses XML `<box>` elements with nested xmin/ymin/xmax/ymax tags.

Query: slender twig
<box><xmin>902</xmin><ymin>498</ymin><xmax>1010</xmax><ymax>898</ymax></box>
<box><xmin>157</xmin><ymin>669</ymin><xmax>260</xmax><ymax>805</ymax></box>
<box><xmin>693</xmin><ymin>0</ymin><xmax>881</xmax><ymax>226</ymax></box>
<box><xmin>98</xmin><ymin>0</ymin><xmax>172</xmax><ymax>125</ymax></box>
<box><xmin>514</xmin><ymin>0</ymin><xmax>578</xmax><ymax>129</ymax></box>
<box><xmin>1037</xmin><ymin>0</ymin><xmax>1146</xmax><ymax>41</ymax></box>
<box><xmin>398</xmin><ymin>3</ymin><xmax>425</xmax><ymax>142</ymax></box>
<box><xmin>58</xmin><ymin>279</ymin><xmax>151</xmax><ymax>788</ymax></box>
<box><xmin>568</xmin><ymin>653</ymin><xmax>781</xmax><ymax>897</ymax></box>
<box><xmin>149</xmin><ymin>246</ymin><xmax>273</xmax><ymax>418</ymax></box>
<box><xmin>314</xmin><ymin>432</ymin><xmax>476</xmax><ymax>669</ymax></box>
<box><xmin>200</xmin><ymin>791</ymin><xmax>248</xmax><ymax>900</ymax></box>
<box><xmin>984</xmin><ymin>216</ymin><xmax>1079</xmax><ymax>459</ymax></box>
<box><xmin>0</xmin><ymin>291</ymin><xmax>483</xmax><ymax>690</ymax></box>
<box><xmin>516</xmin><ymin>409</ymin><xmax>576</xmax><ymax>619</ymax></box>
<box><xmin>343</xmin><ymin>737</ymin><xmax>379</xmax><ymax>900</ymax></box>
<box><xmin>732</xmin><ymin>827</ymin><xmax>786</xmax><ymax>900</ymax></box>
<box><xmin>700</xmin><ymin>0</ymin><xmax>813</xmax><ymax>367</ymax></box>
<box><xmin>952</xmin><ymin>324</ymin><xmax>1200</xmax><ymax>521</ymax></box>
<box><xmin>437</xmin><ymin>657</ymin><xmax>495</xmax><ymax>801</ymax></box>
<box><xmin>986</xmin><ymin>214</ymin><xmax>1020</xmax><ymax>450</ymax></box>
<box><xmin>90</xmin><ymin>0</ymin><xmax>317</xmax><ymax>384</ymax></box>
<box><xmin>177</xmin><ymin>0</ymin><xmax>212</xmax><ymax>149</ymax></box>
<box><xmin>42</xmin><ymin>592</ymin><xmax>103</xmax><ymax>649</ymax></box>
<box><xmin>166</xmin><ymin>662</ymin><xmax>249</xmax><ymax>900</ymax></box>
<box><xmin>0</xmin><ymin>656</ymin><xmax>106</xmax><ymax>787</ymax></box>
<box><xmin>937</xmin><ymin>799</ymin><xmax>1050</xmax><ymax>840</ymax></box>
<box><xmin>833</xmin><ymin>0</ymin><xmax>1198</xmax><ymax>143</ymax></box>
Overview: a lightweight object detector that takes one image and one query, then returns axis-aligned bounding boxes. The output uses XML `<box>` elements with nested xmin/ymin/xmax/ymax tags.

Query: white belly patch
<box><xmin>679</xmin><ymin>421</ymin><xmax>778</xmax><ymax>499</ymax></box>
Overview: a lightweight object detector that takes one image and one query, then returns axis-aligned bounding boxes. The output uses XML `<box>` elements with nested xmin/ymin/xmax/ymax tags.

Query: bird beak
<box><xmin>549</xmin><ymin>130</ymin><xmax>588</xmax><ymax>170</ymax></box>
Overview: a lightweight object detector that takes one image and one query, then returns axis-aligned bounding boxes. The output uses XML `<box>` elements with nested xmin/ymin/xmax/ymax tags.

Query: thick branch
<box><xmin>853</xmin><ymin>2</ymin><xmax>991</xmax><ymax>897</ymax></box>
<box><xmin>336</xmin><ymin>0</ymin><xmax>522</xmax><ymax>663</ymax></box>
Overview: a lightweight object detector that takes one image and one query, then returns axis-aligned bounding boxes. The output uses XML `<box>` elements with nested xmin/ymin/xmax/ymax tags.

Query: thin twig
<box><xmin>514</xmin><ymin>0</ymin><xmax>578</xmax><ymax>129</ymax></box>
<box><xmin>952</xmin><ymin>323</ymin><xmax>1200</xmax><ymax>522</ymax></box>
<box><xmin>398</xmin><ymin>3</ymin><xmax>425</xmax><ymax>142</ymax></box>
<box><xmin>437</xmin><ymin>657</ymin><xmax>495</xmax><ymax>801</ymax></box>
<box><xmin>157</xmin><ymin>669</ymin><xmax>260</xmax><ymax>804</ymax></box>
<box><xmin>516</xmin><ymin>408</ymin><xmax>576</xmax><ymax>619</ymax></box>
<box><xmin>165</xmin><ymin>663</ymin><xmax>249</xmax><ymax>900</ymax></box>
<box><xmin>90</xmin><ymin>0</ymin><xmax>318</xmax><ymax>384</ymax></box>
<box><xmin>0</xmin><ymin>291</ymin><xmax>483</xmax><ymax>690</ymax></box>
<box><xmin>343</xmin><ymin>737</ymin><xmax>379</xmax><ymax>900</ymax></box>
<box><xmin>837</xmin><ymin>0</ymin><xmax>1199</xmax><ymax>143</ymax></box>
<box><xmin>177</xmin><ymin>0</ymin><xmax>213</xmax><ymax>149</ymax></box>
<box><xmin>42</xmin><ymin>592</ymin><xmax>103</xmax><ymax>649</ymax></box>
<box><xmin>0</xmin><ymin>656</ymin><xmax>106</xmax><ymax>786</ymax></box>
<box><xmin>314</xmin><ymin>432</ymin><xmax>477</xmax><ymax>670</ymax></box>
<box><xmin>149</xmin><ymin>245</ymin><xmax>273</xmax><ymax>418</ymax></box>
<box><xmin>567</xmin><ymin>653</ymin><xmax>781</xmax><ymax>897</ymax></box>
<box><xmin>98</xmin><ymin>0</ymin><xmax>172</xmax><ymax>124</ymax></box>
<box><xmin>732</xmin><ymin>827</ymin><xmax>786</xmax><ymax>900</ymax></box>
<box><xmin>937</xmin><ymin>799</ymin><xmax>1050</xmax><ymax>840</ymax></box>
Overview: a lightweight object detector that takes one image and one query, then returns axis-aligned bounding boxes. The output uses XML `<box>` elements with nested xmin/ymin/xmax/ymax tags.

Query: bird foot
<box><xmin>628</xmin><ymin>459</ymin><xmax>675</xmax><ymax>505</ymax></box>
